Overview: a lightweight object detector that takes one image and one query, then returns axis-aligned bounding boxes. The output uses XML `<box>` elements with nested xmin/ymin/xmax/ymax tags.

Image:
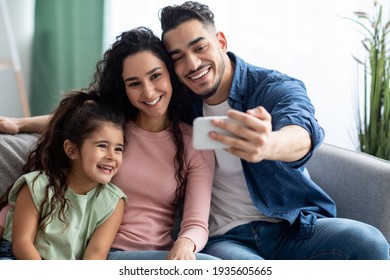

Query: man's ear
<box><xmin>64</xmin><ymin>139</ymin><xmax>77</xmax><ymax>160</ymax></box>
<box><xmin>216</xmin><ymin>31</ymin><xmax>228</xmax><ymax>51</ymax></box>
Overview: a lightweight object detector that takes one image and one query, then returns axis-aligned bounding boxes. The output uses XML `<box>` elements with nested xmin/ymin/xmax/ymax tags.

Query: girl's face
<box><xmin>122</xmin><ymin>51</ymin><xmax>172</xmax><ymax>131</ymax></box>
<box><xmin>65</xmin><ymin>122</ymin><xmax>124</xmax><ymax>194</ymax></box>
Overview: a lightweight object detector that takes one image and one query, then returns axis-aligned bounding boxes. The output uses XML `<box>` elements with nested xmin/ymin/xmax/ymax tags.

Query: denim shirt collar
<box><xmin>227</xmin><ymin>52</ymin><xmax>247</xmax><ymax>111</ymax></box>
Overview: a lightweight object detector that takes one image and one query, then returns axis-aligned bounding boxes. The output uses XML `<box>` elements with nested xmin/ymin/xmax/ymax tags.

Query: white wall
<box><xmin>0</xmin><ymin>0</ymin><xmax>35</xmax><ymax>117</ymax></box>
<box><xmin>104</xmin><ymin>0</ymin><xmax>389</xmax><ymax>151</ymax></box>
<box><xmin>2</xmin><ymin>0</ymin><xmax>389</xmax><ymax>151</ymax></box>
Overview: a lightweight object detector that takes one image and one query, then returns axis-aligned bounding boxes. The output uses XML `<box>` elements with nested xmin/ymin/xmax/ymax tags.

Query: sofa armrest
<box><xmin>306</xmin><ymin>143</ymin><xmax>390</xmax><ymax>242</ymax></box>
<box><xmin>0</xmin><ymin>133</ymin><xmax>39</xmax><ymax>195</ymax></box>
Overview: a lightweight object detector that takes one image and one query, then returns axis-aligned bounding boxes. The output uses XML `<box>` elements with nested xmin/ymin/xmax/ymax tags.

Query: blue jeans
<box><xmin>201</xmin><ymin>218</ymin><xmax>390</xmax><ymax>260</ymax></box>
<box><xmin>108</xmin><ymin>249</ymin><xmax>220</xmax><ymax>260</ymax></box>
<box><xmin>0</xmin><ymin>239</ymin><xmax>15</xmax><ymax>260</ymax></box>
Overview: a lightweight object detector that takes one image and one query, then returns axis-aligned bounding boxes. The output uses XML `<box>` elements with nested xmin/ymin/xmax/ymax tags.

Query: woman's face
<box><xmin>122</xmin><ymin>51</ymin><xmax>172</xmax><ymax>129</ymax></box>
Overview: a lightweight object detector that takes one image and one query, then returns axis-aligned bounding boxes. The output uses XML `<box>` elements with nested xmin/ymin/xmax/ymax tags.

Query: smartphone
<box><xmin>193</xmin><ymin>116</ymin><xmax>241</xmax><ymax>150</ymax></box>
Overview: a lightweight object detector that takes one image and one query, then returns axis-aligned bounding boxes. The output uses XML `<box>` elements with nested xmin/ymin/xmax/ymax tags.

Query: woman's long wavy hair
<box><xmin>0</xmin><ymin>91</ymin><xmax>126</xmax><ymax>230</ymax></box>
<box><xmin>90</xmin><ymin>26</ymin><xmax>194</xmax><ymax>216</ymax></box>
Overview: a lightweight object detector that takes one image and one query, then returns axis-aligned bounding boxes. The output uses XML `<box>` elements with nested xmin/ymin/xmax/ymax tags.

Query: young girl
<box><xmin>0</xmin><ymin>90</ymin><xmax>127</xmax><ymax>260</ymax></box>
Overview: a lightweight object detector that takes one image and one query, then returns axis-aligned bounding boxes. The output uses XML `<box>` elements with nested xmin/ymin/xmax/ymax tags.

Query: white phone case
<box><xmin>193</xmin><ymin>116</ymin><xmax>237</xmax><ymax>150</ymax></box>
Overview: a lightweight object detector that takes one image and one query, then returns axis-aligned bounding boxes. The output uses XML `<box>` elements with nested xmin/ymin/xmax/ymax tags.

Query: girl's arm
<box><xmin>82</xmin><ymin>198</ymin><xmax>125</xmax><ymax>260</ymax></box>
<box><xmin>12</xmin><ymin>184</ymin><xmax>41</xmax><ymax>259</ymax></box>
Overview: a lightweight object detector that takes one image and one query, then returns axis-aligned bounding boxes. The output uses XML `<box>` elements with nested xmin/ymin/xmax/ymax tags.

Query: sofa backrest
<box><xmin>1</xmin><ymin>134</ymin><xmax>389</xmax><ymax>242</ymax></box>
<box><xmin>0</xmin><ymin>133</ymin><xmax>39</xmax><ymax>195</ymax></box>
<box><xmin>306</xmin><ymin>143</ymin><xmax>390</xmax><ymax>242</ymax></box>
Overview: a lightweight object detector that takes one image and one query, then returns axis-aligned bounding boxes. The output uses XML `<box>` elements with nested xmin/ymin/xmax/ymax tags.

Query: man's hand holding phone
<box><xmin>193</xmin><ymin>114</ymin><xmax>248</xmax><ymax>150</ymax></box>
<box><xmin>193</xmin><ymin>107</ymin><xmax>290</xmax><ymax>163</ymax></box>
<box><xmin>195</xmin><ymin>107</ymin><xmax>311</xmax><ymax>164</ymax></box>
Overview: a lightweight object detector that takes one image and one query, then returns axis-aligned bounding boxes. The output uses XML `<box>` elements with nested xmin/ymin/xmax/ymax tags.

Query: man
<box><xmin>159</xmin><ymin>1</ymin><xmax>389</xmax><ymax>259</ymax></box>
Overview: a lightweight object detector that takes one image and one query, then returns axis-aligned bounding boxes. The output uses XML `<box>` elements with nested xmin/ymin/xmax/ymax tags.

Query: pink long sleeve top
<box><xmin>111</xmin><ymin>121</ymin><xmax>215</xmax><ymax>252</ymax></box>
<box><xmin>0</xmin><ymin>204</ymin><xmax>10</xmax><ymax>230</ymax></box>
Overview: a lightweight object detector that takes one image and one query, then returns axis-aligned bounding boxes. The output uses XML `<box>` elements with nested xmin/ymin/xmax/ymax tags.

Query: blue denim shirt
<box><xmin>192</xmin><ymin>52</ymin><xmax>336</xmax><ymax>239</ymax></box>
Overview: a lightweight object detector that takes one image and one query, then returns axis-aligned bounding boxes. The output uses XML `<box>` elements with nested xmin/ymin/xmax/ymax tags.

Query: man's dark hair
<box><xmin>159</xmin><ymin>1</ymin><xmax>215</xmax><ymax>39</ymax></box>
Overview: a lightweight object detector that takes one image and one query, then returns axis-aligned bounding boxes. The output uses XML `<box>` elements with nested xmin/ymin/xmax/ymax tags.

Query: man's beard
<box><xmin>188</xmin><ymin>77</ymin><xmax>221</xmax><ymax>101</ymax></box>
<box><xmin>187</xmin><ymin>57</ymin><xmax>225</xmax><ymax>101</ymax></box>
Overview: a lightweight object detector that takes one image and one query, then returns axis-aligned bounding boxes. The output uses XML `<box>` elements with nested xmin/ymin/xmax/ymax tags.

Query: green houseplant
<box><xmin>347</xmin><ymin>0</ymin><xmax>390</xmax><ymax>160</ymax></box>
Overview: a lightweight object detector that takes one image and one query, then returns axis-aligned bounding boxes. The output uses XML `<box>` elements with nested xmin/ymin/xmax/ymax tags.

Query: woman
<box><xmin>0</xmin><ymin>27</ymin><xmax>216</xmax><ymax>260</ymax></box>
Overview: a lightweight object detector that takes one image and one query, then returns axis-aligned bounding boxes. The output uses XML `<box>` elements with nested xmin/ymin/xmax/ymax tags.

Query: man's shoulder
<box><xmin>229</xmin><ymin>51</ymin><xmax>300</xmax><ymax>82</ymax></box>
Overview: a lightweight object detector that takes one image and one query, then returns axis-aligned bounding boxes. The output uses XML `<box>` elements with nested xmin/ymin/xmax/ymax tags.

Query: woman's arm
<box><xmin>167</xmin><ymin>149</ymin><xmax>215</xmax><ymax>260</ymax></box>
<box><xmin>12</xmin><ymin>184</ymin><xmax>41</xmax><ymax>259</ymax></box>
<box><xmin>82</xmin><ymin>198</ymin><xmax>125</xmax><ymax>260</ymax></box>
<box><xmin>0</xmin><ymin>115</ymin><xmax>50</xmax><ymax>134</ymax></box>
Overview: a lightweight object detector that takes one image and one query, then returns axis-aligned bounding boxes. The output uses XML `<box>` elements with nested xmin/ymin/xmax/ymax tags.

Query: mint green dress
<box><xmin>3</xmin><ymin>171</ymin><xmax>127</xmax><ymax>260</ymax></box>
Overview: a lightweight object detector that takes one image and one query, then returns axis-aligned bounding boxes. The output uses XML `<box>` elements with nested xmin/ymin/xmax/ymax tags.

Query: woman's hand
<box><xmin>0</xmin><ymin>117</ymin><xmax>20</xmax><ymax>134</ymax></box>
<box><xmin>166</xmin><ymin>238</ymin><xmax>196</xmax><ymax>260</ymax></box>
<box><xmin>0</xmin><ymin>115</ymin><xmax>49</xmax><ymax>134</ymax></box>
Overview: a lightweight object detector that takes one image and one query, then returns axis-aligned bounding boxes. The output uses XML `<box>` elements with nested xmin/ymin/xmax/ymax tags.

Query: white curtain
<box><xmin>103</xmin><ymin>0</ymin><xmax>389</xmax><ymax>151</ymax></box>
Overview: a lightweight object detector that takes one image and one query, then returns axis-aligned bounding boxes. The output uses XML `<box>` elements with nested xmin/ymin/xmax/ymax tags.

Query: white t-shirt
<box><xmin>203</xmin><ymin>101</ymin><xmax>280</xmax><ymax>236</ymax></box>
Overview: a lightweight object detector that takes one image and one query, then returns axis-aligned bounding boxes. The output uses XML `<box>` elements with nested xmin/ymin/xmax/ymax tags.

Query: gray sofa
<box><xmin>1</xmin><ymin>134</ymin><xmax>389</xmax><ymax>243</ymax></box>
<box><xmin>306</xmin><ymin>143</ymin><xmax>390</xmax><ymax>242</ymax></box>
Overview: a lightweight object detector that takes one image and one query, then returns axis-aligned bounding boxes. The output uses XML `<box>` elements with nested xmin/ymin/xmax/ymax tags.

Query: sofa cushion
<box><xmin>0</xmin><ymin>133</ymin><xmax>39</xmax><ymax>195</ymax></box>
